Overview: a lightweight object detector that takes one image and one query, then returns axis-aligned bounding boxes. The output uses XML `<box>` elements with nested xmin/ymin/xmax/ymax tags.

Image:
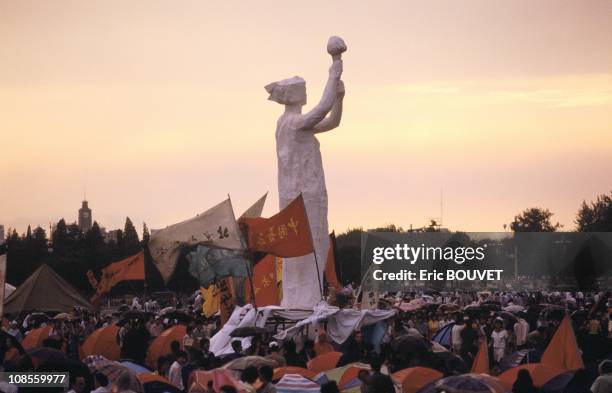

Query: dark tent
<box><xmin>4</xmin><ymin>264</ymin><xmax>92</xmax><ymax>314</ymax></box>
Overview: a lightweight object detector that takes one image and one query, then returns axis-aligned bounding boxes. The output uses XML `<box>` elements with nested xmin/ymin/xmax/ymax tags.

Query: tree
<box><xmin>576</xmin><ymin>192</ymin><xmax>612</xmax><ymax>232</ymax></box>
<box><xmin>85</xmin><ymin>221</ymin><xmax>104</xmax><ymax>249</ymax></box>
<box><xmin>510</xmin><ymin>208</ymin><xmax>561</xmax><ymax>232</ymax></box>
<box><xmin>142</xmin><ymin>222</ymin><xmax>150</xmax><ymax>245</ymax></box>
<box><xmin>123</xmin><ymin>217</ymin><xmax>140</xmax><ymax>254</ymax></box>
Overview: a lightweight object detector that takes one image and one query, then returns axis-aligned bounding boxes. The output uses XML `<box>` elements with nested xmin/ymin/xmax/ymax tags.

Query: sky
<box><xmin>1</xmin><ymin>0</ymin><xmax>611</xmax><ymax>236</ymax></box>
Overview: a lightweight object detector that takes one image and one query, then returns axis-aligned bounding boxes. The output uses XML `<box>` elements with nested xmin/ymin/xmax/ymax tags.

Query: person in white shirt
<box><xmin>168</xmin><ymin>350</ymin><xmax>188</xmax><ymax>390</ymax></box>
<box><xmin>591</xmin><ymin>360</ymin><xmax>612</xmax><ymax>393</ymax></box>
<box><xmin>451</xmin><ymin>318</ymin><xmax>465</xmax><ymax>353</ymax></box>
<box><xmin>491</xmin><ymin>319</ymin><xmax>508</xmax><ymax>363</ymax></box>
<box><xmin>513</xmin><ymin>316</ymin><xmax>529</xmax><ymax>347</ymax></box>
<box><xmin>91</xmin><ymin>373</ymin><xmax>111</xmax><ymax>393</ymax></box>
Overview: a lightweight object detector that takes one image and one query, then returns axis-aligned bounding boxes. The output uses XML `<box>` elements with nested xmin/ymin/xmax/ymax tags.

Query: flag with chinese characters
<box><xmin>148</xmin><ymin>198</ymin><xmax>245</xmax><ymax>283</ymax></box>
<box><xmin>240</xmin><ymin>194</ymin><xmax>313</xmax><ymax>257</ymax></box>
<box><xmin>201</xmin><ymin>278</ymin><xmax>235</xmax><ymax>323</ymax></box>
<box><xmin>245</xmin><ymin>254</ymin><xmax>280</xmax><ymax>306</ymax></box>
<box><xmin>90</xmin><ymin>251</ymin><xmax>145</xmax><ymax>304</ymax></box>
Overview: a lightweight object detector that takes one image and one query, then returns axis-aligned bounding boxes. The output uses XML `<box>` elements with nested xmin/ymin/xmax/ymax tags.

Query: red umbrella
<box><xmin>146</xmin><ymin>325</ymin><xmax>186</xmax><ymax>368</ymax></box>
<box><xmin>81</xmin><ymin>325</ymin><xmax>120</xmax><ymax>361</ymax></box>
<box><xmin>22</xmin><ymin>325</ymin><xmax>52</xmax><ymax>350</ymax></box>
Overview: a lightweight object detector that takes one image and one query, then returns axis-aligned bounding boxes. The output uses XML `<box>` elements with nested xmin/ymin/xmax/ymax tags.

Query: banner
<box><xmin>239</xmin><ymin>192</ymin><xmax>268</xmax><ymax>220</ymax></box>
<box><xmin>245</xmin><ymin>254</ymin><xmax>280</xmax><ymax>306</ymax></box>
<box><xmin>325</xmin><ymin>232</ymin><xmax>342</xmax><ymax>290</ymax></box>
<box><xmin>202</xmin><ymin>278</ymin><xmax>235</xmax><ymax>324</ymax></box>
<box><xmin>240</xmin><ymin>194</ymin><xmax>313</xmax><ymax>257</ymax></box>
<box><xmin>187</xmin><ymin>245</ymin><xmax>248</xmax><ymax>289</ymax></box>
<box><xmin>149</xmin><ymin>198</ymin><xmax>245</xmax><ymax>283</ymax></box>
<box><xmin>90</xmin><ymin>251</ymin><xmax>145</xmax><ymax>304</ymax></box>
<box><xmin>0</xmin><ymin>254</ymin><xmax>6</xmax><ymax>318</ymax></box>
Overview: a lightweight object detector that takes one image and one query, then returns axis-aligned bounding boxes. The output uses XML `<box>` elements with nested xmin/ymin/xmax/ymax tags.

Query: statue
<box><xmin>265</xmin><ymin>36</ymin><xmax>346</xmax><ymax>308</ymax></box>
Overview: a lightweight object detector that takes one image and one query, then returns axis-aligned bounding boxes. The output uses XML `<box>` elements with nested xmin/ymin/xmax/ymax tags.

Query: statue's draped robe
<box><xmin>276</xmin><ymin>113</ymin><xmax>329</xmax><ymax>309</ymax></box>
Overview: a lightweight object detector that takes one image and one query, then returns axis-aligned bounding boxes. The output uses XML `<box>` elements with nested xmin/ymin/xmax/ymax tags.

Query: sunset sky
<box><xmin>1</xmin><ymin>1</ymin><xmax>611</xmax><ymax>236</ymax></box>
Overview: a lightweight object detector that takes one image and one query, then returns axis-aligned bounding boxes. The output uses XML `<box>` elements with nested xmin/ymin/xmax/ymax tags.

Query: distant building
<box><xmin>0</xmin><ymin>224</ymin><xmax>4</xmax><ymax>244</ymax></box>
<box><xmin>78</xmin><ymin>200</ymin><xmax>92</xmax><ymax>233</ymax></box>
<box><xmin>104</xmin><ymin>229</ymin><xmax>121</xmax><ymax>243</ymax></box>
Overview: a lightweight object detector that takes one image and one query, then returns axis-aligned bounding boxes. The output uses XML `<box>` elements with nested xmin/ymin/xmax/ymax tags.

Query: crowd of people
<box><xmin>0</xmin><ymin>288</ymin><xmax>609</xmax><ymax>393</ymax></box>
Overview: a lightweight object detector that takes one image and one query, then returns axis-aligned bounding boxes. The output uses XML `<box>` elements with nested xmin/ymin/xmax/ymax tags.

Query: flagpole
<box><xmin>300</xmin><ymin>194</ymin><xmax>324</xmax><ymax>301</ymax></box>
<box><xmin>228</xmin><ymin>194</ymin><xmax>258</xmax><ymax>312</ymax></box>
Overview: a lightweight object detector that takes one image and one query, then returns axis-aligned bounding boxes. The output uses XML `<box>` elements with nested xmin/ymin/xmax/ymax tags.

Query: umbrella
<box><xmin>499</xmin><ymin>349</ymin><xmax>543</xmax><ymax>372</ymax></box>
<box><xmin>27</xmin><ymin>347</ymin><xmax>68</xmax><ymax>369</ymax></box>
<box><xmin>27</xmin><ymin>312</ymin><xmax>50</xmax><ymax>325</ymax></box>
<box><xmin>431</xmin><ymin>322</ymin><xmax>454</xmax><ymax>348</ymax></box>
<box><xmin>22</xmin><ymin>325</ymin><xmax>52</xmax><ymax>350</ymax></box>
<box><xmin>53</xmin><ymin>313</ymin><xmax>73</xmax><ymax>321</ymax></box>
<box><xmin>146</xmin><ymin>324</ymin><xmax>186</xmax><ymax>369</ymax></box>
<box><xmin>159</xmin><ymin>308</ymin><xmax>193</xmax><ymax>323</ymax></box>
<box><xmin>541</xmin><ymin>371</ymin><xmax>576</xmax><ymax>393</ymax></box>
<box><xmin>138</xmin><ymin>372</ymin><xmax>181</xmax><ymax>393</ymax></box>
<box><xmin>499</xmin><ymin>364</ymin><xmax>565</xmax><ymax>387</ymax></box>
<box><xmin>230</xmin><ymin>326</ymin><xmax>268</xmax><ymax>337</ymax></box>
<box><xmin>314</xmin><ymin>362</ymin><xmax>370</xmax><ymax>390</ymax></box>
<box><xmin>187</xmin><ymin>369</ymin><xmax>244</xmax><ymax>393</ymax></box>
<box><xmin>503</xmin><ymin>305</ymin><xmax>525</xmax><ymax>313</ymax></box>
<box><xmin>273</xmin><ymin>366</ymin><xmax>317</xmax><ymax>381</ymax></box>
<box><xmin>224</xmin><ymin>356</ymin><xmax>276</xmax><ymax>371</ymax></box>
<box><xmin>121</xmin><ymin>360</ymin><xmax>152</xmax><ymax>374</ymax></box>
<box><xmin>276</xmin><ymin>374</ymin><xmax>321</xmax><ymax>393</ymax></box>
<box><xmin>81</xmin><ymin>324</ymin><xmax>120</xmax><ymax>361</ymax></box>
<box><xmin>306</xmin><ymin>351</ymin><xmax>342</xmax><ymax>373</ymax></box>
<box><xmin>438</xmin><ymin>304</ymin><xmax>460</xmax><ymax>313</ymax></box>
<box><xmin>84</xmin><ymin>355</ymin><xmax>144</xmax><ymax>393</ymax></box>
<box><xmin>417</xmin><ymin>373</ymin><xmax>507</xmax><ymax>393</ymax></box>
<box><xmin>391</xmin><ymin>367</ymin><xmax>443</xmax><ymax>393</ymax></box>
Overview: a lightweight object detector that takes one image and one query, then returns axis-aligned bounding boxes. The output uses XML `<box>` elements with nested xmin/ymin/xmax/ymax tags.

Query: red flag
<box><xmin>541</xmin><ymin>314</ymin><xmax>584</xmax><ymax>371</ymax></box>
<box><xmin>240</xmin><ymin>195</ymin><xmax>314</xmax><ymax>257</ymax></box>
<box><xmin>325</xmin><ymin>233</ymin><xmax>342</xmax><ymax>290</ymax></box>
<box><xmin>91</xmin><ymin>251</ymin><xmax>145</xmax><ymax>304</ymax></box>
<box><xmin>245</xmin><ymin>254</ymin><xmax>280</xmax><ymax>306</ymax></box>
<box><xmin>471</xmin><ymin>338</ymin><xmax>490</xmax><ymax>374</ymax></box>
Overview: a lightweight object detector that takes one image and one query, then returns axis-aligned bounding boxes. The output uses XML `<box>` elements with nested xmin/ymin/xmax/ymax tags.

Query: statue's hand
<box><xmin>337</xmin><ymin>80</ymin><xmax>345</xmax><ymax>98</ymax></box>
<box><xmin>329</xmin><ymin>59</ymin><xmax>343</xmax><ymax>79</ymax></box>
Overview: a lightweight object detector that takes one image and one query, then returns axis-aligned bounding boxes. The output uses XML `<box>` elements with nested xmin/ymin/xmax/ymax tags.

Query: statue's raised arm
<box><xmin>295</xmin><ymin>36</ymin><xmax>347</xmax><ymax>131</ymax></box>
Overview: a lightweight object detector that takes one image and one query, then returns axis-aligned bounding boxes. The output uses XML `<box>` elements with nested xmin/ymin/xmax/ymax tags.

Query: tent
<box><xmin>4</xmin><ymin>264</ymin><xmax>92</xmax><ymax>314</ymax></box>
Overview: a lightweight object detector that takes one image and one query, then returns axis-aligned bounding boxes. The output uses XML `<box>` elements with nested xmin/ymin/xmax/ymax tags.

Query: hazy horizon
<box><xmin>2</xmin><ymin>1</ymin><xmax>611</xmax><ymax>235</ymax></box>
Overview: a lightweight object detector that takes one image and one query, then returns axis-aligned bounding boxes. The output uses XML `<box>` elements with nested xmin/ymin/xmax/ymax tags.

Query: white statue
<box><xmin>265</xmin><ymin>36</ymin><xmax>346</xmax><ymax>308</ymax></box>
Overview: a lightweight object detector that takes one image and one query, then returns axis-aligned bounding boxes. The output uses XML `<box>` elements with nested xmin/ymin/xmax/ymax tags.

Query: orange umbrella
<box><xmin>22</xmin><ymin>325</ymin><xmax>52</xmax><ymax>350</ymax></box>
<box><xmin>306</xmin><ymin>351</ymin><xmax>342</xmax><ymax>373</ymax></box>
<box><xmin>499</xmin><ymin>364</ymin><xmax>565</xmax><ymax>387</ymax></box>
<box><xmin>338</xmin><ymin>363</ymin><xmax>370</xmax><ymax>390</ymax></box>
<box><xmin>392</xmin><ymin>367</ymin><xmax>443</xmax><ymax>393</ymax></box>
<box><xmin>81</xmin><ymin>325</ymin><xmax>120</xmax><ymax>361</ymax></box>
<box><xmin>273</xmin><ymin>366</ymin><xmax>317</xmax><ymax>381</ymax></box>
<box><xmin>146</xmin><ymin>324</ymin><xmax>186</xmax><ymax>368</ymax></box>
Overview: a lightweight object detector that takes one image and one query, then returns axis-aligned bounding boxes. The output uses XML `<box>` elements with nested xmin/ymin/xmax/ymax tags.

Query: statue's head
<box><xmin>265</xmin><ymin>76</ymin><xmax>306</xmax><ymax>106</ymax></box>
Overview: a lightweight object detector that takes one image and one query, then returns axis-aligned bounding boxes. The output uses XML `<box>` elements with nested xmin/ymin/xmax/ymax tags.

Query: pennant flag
<box><xmin>187</xmin><ymin>245</ymin><xmax>248</xmax><ymax>289</ymax></box>
<box><xmin>541</xmin><ymin>314</ymin><xmax>584</xmax><ymax>371</ymax></box>
<box><xmin>471</xmin><ymin>338</ymin><xmax>490</xmax><ymax>374</ymax></box>
<box><xmin>148</xmin><ymin>198</ymin><xmax>245</xmax><ymax>283</ymax></box>
<box><xmin>91</xmin><ymin>251</ymin><xmax>145</xmax><ymax>304</ymax></box>
<box><xmin>239</xmin><ymin>192</ymin><xmax>268</xmax><ymax>219</ymax></box>
<box><xmin>201</xmin><ymin>283</ymin><xmax>221</xmax><ymax>318</ymax></box>
<box><xmin>240</xmin><ymin>194</ymin><xmax>314</xmax><ymax>258</ymax></box>
<box><xmin>245</xmin><ymin>254</ymin><xmax>280</xmax><ymax>306</ymax></box>
<box><xmin>0</xmin><ymin>254</ymin><xmax>6</xmax><ymax>318</ymax></box>
<box><xmin>325</xmin><ymin>232</ymin><xmax>342</xmax><ymax>290</ymax></box>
